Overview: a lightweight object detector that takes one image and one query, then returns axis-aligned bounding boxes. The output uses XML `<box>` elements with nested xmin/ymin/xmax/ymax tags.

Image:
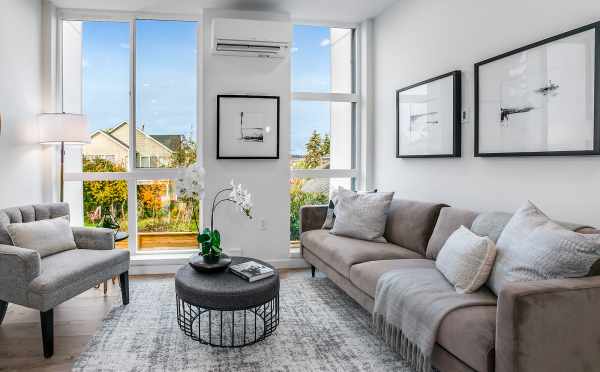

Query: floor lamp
<box><xmin>39</xmin><ymin>113</ymin><xmax>90</xmax><ymax>202</ymax></box>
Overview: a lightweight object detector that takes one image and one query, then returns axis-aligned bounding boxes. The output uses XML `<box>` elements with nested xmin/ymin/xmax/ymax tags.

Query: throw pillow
<box><xmin>6</xmin><ymin>216</ymin><xmax>77</xmax><ymax>258</ymax></box>
<box><xmin>436</xmin><ymin>225</ymin><xmax>497</xmax><ymax>293</ymax></box>
<box><xmin>488</xmin><ymin>201</ymin><xmax>600</xmax><ymax>295</ymax></box>
<box><xmin>330</xmin><ymin>189</ymin><xmax>394</xmax><ymax>242</ymax></box>
<box><xmin>322</xmin><ymin>187</ymin><xmax>378</xmax><ymax>229</ymax></box>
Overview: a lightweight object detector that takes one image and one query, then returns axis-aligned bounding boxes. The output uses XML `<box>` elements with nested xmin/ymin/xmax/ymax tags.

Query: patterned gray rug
<box><xmin>73</xmin><ymin>272</ymin><xmax>412</xmax><ymax>372</ymax></box>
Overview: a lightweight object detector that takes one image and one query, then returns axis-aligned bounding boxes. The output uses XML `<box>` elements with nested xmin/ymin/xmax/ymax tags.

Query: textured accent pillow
<box><xmin>6</xmin><ymin>216</ymin><xmax>76</xmax><ymax>258</ymax></box>
<box><xmin>435</xmin><ymin>226</ymin><xmax>497</xmax><ymax>293</ymax></box>
<box><xmin>330</xmin><ymin>189</ymin><xmax>394</xmax><ymax>242</ymax></box>
<box><xmin>488</xmin><ymin>201</ymin><xmax>600</xmax><ymax>295</ymax></box>
<box><xmin>322</xmin><ymin>188</ymin><xmax>378</xmax><ymax>229</ymax></box>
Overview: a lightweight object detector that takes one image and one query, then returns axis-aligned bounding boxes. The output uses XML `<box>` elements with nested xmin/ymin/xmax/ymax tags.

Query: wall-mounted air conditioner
<box><xmin>211</xmin><ymin>18</ymin><xmax>291</xmax><ymax>58</ymax></box>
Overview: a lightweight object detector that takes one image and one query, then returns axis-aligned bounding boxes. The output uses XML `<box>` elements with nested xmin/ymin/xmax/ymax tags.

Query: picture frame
<box><xmin>396</xmin><ymin>71</ymin><xmax>461</xmax><ymax>158</ymax></box>
<box><xmin>217</xmin><ymin>95</ymin><xmax>280</xmax><ymax>159</ymax></box>
<box><xmin>475</xmin><ymin>21</ymin><xmax>600</xmax><ymax>157</ymax></box>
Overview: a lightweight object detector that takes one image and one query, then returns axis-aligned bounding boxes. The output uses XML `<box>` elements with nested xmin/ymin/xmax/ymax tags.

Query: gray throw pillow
<box><xmin>487</xmin><ymin>201</ymin><xmax>600</xmax><ymax>295</ymax></box>
<box><xmin>6</xmin><ymin>216</ymin><xmax>76</xmax><ymax>258</ymax></box>
<box><xmin>322</xmin><ymin>188</ymin><xmax>378</xmax><ymax>229</ymax></box>
<box><xmin>330</xmin><ymin>189</ymin><xmax>394</xmax><ymax>242</ymax></box>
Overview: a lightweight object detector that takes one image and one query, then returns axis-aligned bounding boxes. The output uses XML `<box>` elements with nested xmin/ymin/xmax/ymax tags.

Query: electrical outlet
<box><xmin>259</xmin><ymin>219</ymin><xmax>267</xmax><ymax>231</ymax></box>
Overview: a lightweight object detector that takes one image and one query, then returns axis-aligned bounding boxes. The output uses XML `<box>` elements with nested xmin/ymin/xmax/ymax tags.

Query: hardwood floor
<box><xmin>0</xmin><ymin>270</ymin><xmax>300</xmax><ymax>372</ymax></box>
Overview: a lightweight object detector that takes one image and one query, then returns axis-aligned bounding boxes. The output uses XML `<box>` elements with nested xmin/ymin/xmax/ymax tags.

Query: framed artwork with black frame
<box><xmin>217</xmin><ymin>95</ymin><xmax>280</xmax><ymax>159</ymax></box>
<box><xmin>475</xmin><ymin>21</ymin><xmax>600</xmax><ymax>157</ymax></box>
<box><xmin>396</xmin><ymin>70</ymin><xmax>461</xmax><ymax>158</ymax></box>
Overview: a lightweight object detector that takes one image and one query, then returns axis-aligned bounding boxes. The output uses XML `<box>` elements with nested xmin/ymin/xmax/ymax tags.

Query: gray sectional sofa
<box><xmin>300</xmin><ymin>199</ymin><xmax>600</xmax><ymax>372</ymax></box>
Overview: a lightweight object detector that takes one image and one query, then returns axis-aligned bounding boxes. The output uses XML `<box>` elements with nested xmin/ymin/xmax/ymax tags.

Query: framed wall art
<box><xmin>217</xmin><ymin>95</ymin><xmax>280</xmax><ymax>159</ymax></box>
<box><xmin>475</xmin><ymin>22</ymin><xmax>600</xmax><ymax>156</ymax></box>
<box><xmin>396</xmin><ymin>70</ymin><xmax>461</xmax><ymax>158</ymax></box>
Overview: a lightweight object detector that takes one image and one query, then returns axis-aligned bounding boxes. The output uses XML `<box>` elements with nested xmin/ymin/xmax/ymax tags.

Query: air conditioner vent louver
<box><xmin>212</xmin><ymin>18</ymin><xmax>291</xmax><ymax>59</ymax></box>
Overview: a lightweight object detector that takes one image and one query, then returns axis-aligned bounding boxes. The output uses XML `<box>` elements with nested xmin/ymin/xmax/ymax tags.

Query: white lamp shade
<box><xmin>39</xmin><ymin>113</ymin><xmax>91</xmax><ymax>144</ymax></box>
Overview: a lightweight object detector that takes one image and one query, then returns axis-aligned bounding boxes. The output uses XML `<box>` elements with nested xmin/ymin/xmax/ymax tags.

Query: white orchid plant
<box><xmin>176</xmin><ymin>165</ymin><xmax>253</xmax><ymax>260</ymax></box>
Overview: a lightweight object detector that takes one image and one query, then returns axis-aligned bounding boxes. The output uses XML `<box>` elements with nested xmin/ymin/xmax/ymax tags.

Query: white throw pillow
<box><xmin>436</xmin><ymin>225</ymin><xmax>497</xmax><ymax>294</ymax></box>
<box><xmin>6</xmin><ymin>216</ymin><xmax>76</xmax><ymax>258</ymax></box>
<box><xmin>487</xmin><ymin>201</ymin><xmax>600</xmax><ymax>295</ymax></box>
<box><xmin>330</xmin><ymin>188</ymin><xmax>394</xmax><ymax>242</ymax></box>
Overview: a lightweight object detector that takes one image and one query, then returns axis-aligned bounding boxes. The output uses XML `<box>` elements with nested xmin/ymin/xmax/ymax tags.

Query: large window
<box><xmin>290</xmin><ymin>25</ymin><xmax>359</xmax><ymax>243</ymax></box>
<box><xmin>61</xmin><ymin>16</ymin><xmax>199</xmax><ymax>254</ymax></box>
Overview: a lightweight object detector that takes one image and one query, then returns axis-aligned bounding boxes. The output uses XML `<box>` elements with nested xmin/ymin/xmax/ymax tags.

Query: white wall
<box><xmin>202</xmin><ymin>9</ymin><xmax>294</xmax><ymax>264</ymax></box>
<box><xmin>0</xmin><ymin>0</ymin><xmax>44</xmax><ymax>208</ymax></box>
<box><xmin>373</xmin><ymin>0</ymin><xmax>600</xmax><ymax>226</ymax></box>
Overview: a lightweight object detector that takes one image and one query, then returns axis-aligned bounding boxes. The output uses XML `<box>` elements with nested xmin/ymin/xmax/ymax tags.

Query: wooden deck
<box><xmin>115</xmin><ymin>232</ymin><xmax>197</xmax><ymax>251</ymax></box>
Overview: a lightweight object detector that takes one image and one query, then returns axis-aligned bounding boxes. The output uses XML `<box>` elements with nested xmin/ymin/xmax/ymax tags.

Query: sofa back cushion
<box><xmin>0</xmin><ymin>203</ymin><xmax>70</xmax><ymax>246</ymax></box>
<box><xmin>384</xmin><ymin>199</ymin><xmax>447</xmax><ymax>255</ymax></box>
<box><xmin>426</xmin><ymin>207</ymin><xmax>480</xmax><ymax>259</ymax></box>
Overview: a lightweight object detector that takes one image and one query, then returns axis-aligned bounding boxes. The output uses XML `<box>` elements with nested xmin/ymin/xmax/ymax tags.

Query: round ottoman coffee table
<box><xmin>175</xmin><ymin>256</ymin><xmax>279</xmax><ymax>347</ymax></box>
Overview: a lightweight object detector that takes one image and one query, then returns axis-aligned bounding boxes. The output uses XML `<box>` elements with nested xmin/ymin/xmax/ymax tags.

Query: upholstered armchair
<box><xmin>0</xmin><ymin>203</ymin><xmax>130</xmax><ymax>358</ymax></box>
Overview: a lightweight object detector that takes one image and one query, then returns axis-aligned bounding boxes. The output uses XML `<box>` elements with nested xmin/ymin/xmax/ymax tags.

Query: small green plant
<box><xmin>197</xmin><ymin>228</ymin><xmax>221</xmax><ymax>258</ymax></box>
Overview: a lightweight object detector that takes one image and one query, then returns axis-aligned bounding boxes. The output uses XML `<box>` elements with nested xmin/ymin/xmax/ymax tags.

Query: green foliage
<box><xmin>169</xmin><ymin>138</ymin><xmax>198</xmax><ymax>168</ymax></box>
<box><xmin>321</xmin><ymin>134</ymin><xmax>330</xmax><ymax>157</ymax></box>
<box><xmin>304</xmin><ymin>131</ymin><xmax>323</xmax><ymax>169</ymax></box>
<box><xmin>198</xmin><ymin>228</ymin><xmax>222</xmax><ymax>257</ymax></box>
<box><xmin>82</xmin><ymin>157</ymin><xmax>127</xmax><ymax>226</ymax></box>
<box><xmin>289</xmin><ymin>178</ymin><xmax>329</xmax><ymax>241</ymax></box>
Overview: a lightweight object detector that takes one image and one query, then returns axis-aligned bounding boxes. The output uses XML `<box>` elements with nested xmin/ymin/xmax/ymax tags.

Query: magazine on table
<box><xmin>230</xmin><ymin>261</ymin><xmax>274</xmax><ymax>282</ymax></box>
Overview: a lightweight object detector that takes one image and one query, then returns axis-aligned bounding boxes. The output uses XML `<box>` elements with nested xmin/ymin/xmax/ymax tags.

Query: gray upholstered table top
<box><xmin>175</xmin><ymin>256</ymin><xmax>279</xmax><ymax>311</ymax></box>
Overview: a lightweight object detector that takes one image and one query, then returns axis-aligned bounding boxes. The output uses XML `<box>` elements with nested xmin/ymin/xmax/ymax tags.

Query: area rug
<box><xmin>73</xmin><ymin>272</ymin><xmax>412</xmax><ymax>371</ymax></box>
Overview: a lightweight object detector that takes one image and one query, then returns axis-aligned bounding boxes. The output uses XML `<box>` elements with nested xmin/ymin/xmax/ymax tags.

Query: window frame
<box><xmin>290</xmin><ymin>24</ymin><xmax>361</xmax><ymax>182</ymax></box>
<box><xmin>57</xmin><ymin>9</ymin><xmax>203</xmax><ymax>257</ymax></box>
<box><xmin>289</xmin><ymin>23</ymin><xmax>362</xmax><ymax>247</ymax></box>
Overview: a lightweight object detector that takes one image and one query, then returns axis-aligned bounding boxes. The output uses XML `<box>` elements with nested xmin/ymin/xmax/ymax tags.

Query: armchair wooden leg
<box><xmin>311</xmin><ymin>265</ymin><xmax>316</xmax><ymax>278</ymax></box>
<box><xmin>0</xmin><ymin>300</ymin><xmax>7</xmax><ymax>325</ymax></box>
<box><xmin>119</xmin><ymin>271</ymin><xmax>129</xmax><ymax>305</ymax></box>
<box><xmin>40</xmin><ymin>309</ymin><xmax>54</xmax><ymax>358</ymax></box>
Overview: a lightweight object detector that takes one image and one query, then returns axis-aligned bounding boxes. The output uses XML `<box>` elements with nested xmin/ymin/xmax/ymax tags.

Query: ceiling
<box><xmin>50</xmin><ymin>0</ymin><xmax>398</xmax><ymax>24</ymax></box>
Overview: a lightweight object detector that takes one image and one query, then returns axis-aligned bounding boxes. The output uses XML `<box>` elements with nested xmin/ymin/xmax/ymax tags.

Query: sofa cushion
<box><xmin>384</xmin><ymin>199</ymin><xmax>447</xmax><ymax>255</ymax></box>
<box><xmin>350</xmin><ymin>258</ymin><xmax>497</xmax><ymax>372</ymax></box>
<box><xmin>471</xmin><ymin>211</ymin><xmax>513</xmax><ymax>243</ymax></box>
<box><xmin>426</xmin><ymin>207</ymin><xmax>479</xmax><ymax>259</ymax></box>
<box><xmin>437</xmin><ymin>305</ymin><xmax>497</xmax><ymax>372</ymax></box>
<box><xmin>301</xmin><ymin>229</ymin><xmax>422</xmax><ymax>278</ymax></box>
<box><xmin>349</xmin><ymin>258</ymin><xmax>434</xmax><ymax>297</ymax></box>
<box><xmin>29</xmin><ymin>248</ymin><xmax>129</xmax><ymax>296</ymax></box>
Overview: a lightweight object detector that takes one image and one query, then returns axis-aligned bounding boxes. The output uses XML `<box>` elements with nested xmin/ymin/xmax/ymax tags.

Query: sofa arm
<box><xmin>300</xmin><ymin>204</ymin><xmax>328</xmax><ymax>234</ymax></box>
<box><xmin>0</xmin><ymin>244</ymin><xmax>41</xmax><ymax>304</ymax></box>
<box><xmin>496</xmin><ymin>276</ymin><xmax>600</xmax><ymax>372</ymax></box>
<box><xmin>72</xmin><ymin>227</ymin><xmax>115</xmax><ymax>250</ymax></box>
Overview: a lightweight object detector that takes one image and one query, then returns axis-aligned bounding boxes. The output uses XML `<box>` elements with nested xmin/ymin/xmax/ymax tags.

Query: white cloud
<box><xmin>320</xmin><ymin>39</ymin><xmax>331</xmax><ymax>47</ymax></box>
<box><xmin>291</xmin><ymin>47</ymin><xmax>299</xmax><ymax>53</ymax></box>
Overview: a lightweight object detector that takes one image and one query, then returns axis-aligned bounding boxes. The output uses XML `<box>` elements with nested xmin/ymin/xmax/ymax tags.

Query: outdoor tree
<box><xmin>82</xmin><ymin>157</ymin><xmax>127</xmax><ymax>225</ymax></box>
<box><xmin>321</xmin><ymin>134</ymin><xmax>331</xmax><ymax>158</ymax></box>
<box><xmin>169</xmin><ymin>138</ymin><xmax>197</xmax><ymax>168</ymax></box>
<box><xmin>304</xmin><ymin>130</ymin><xmax>323</xmax><ymax>169</ymax></box>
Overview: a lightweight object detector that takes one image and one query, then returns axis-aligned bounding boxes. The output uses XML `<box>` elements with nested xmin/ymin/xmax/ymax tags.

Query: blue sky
<box><xmin>82</xmin><ymin>22</ymin><xmax>331</xmax><ymax>156</ymax></box>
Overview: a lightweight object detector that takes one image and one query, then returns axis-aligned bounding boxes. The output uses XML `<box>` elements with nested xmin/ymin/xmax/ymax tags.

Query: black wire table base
<box><xmin>176</xmin><ymin>294</ymin><xmax>279</xmax><ymax>347</ymax></box>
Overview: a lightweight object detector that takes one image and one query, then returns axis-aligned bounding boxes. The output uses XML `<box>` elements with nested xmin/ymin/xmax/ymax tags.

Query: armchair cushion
<box><xmin>0</xmin><ymin>244</ymin><xmax>41</xmax><ymax>306</ymax></box>
<box><xmin>72</xmin><ymin>226</ymin><xmax>115</xmax><ymax>250</ymax></box>
<box><xmin>6</xmin><ymin>216</ymin><xmax>76</xmax><ymax>258</ymax></box>
<box><xmin>28</xmin><ymin>249</ymin><xmax>130</xmax><ymax>311</ymax></box>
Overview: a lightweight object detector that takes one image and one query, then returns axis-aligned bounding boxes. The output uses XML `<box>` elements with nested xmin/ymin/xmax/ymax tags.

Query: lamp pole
<box><xmin>60</xmin><ymin>141</ymin><xmax>65</xmax><ymax>202</ymax></box>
